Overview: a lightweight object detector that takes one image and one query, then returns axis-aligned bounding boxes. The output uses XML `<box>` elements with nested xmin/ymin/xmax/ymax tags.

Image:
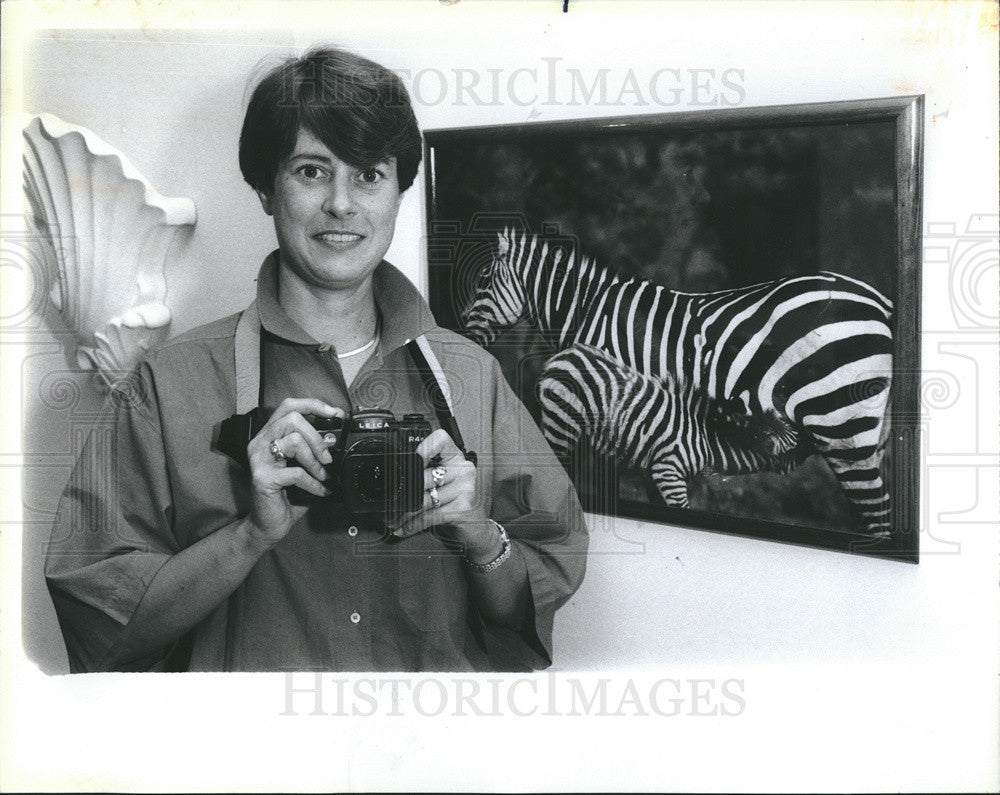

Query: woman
<box><xmin>45</xmin><ymin>47</ymin><xmax>588</xmax><ymax>672</ymax></box>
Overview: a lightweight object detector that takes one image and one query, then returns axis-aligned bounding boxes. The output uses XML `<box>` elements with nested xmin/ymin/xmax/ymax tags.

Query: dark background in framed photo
<box><xmin>425</xmin><ymin>96</ymin><xmax>923</xmax><ymax>561</ymax></box>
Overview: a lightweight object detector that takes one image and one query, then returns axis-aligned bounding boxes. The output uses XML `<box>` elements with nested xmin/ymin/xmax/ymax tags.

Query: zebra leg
<box><xmin>824</xmin><ymin>452</ymin><xmax>890</xmax><ymax>536</ymax></box>
<box><xmin>804</xmin><ymin>426</ymin><xmax>891</xmax><ymax>536</ymax></box>
<box><xmin>794</xmin><ymin>368</ymin><xmax>893</xmax><ymax>536</ymax></box>
<box><xmin>651</xmin><ymin>456</ymin><xmax>690</xmax><ymax>508</ymax></box>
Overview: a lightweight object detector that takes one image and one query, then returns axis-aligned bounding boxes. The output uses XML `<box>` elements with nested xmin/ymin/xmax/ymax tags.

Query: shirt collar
<box><xmin>255</xmin><ymin>250</ymin><xmax>439</xmax><ymax>352</ymax></box>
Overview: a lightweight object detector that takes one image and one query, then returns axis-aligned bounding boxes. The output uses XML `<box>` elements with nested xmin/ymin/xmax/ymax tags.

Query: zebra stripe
<box><xmin>463</xmin><ymin>228</ymin><xmax>893</xmax><ymax>535</ymax></box>
<box><xmin>537</xmin><ymin>344</ymin><xmax>805</xmax><ymax>509</ymax></box>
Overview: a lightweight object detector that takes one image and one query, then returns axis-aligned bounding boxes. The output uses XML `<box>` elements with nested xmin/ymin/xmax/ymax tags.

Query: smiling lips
<box><xmin>314</xmin><ymin>231</ymin><xmax>365</xmax><ymax>244</ymax></box>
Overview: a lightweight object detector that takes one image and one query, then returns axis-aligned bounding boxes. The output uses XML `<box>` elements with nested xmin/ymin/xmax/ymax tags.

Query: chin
<box><xmin>315</xmin><ymin>263</ymin><xmax>382</xmax><ymax>291</ymax></box>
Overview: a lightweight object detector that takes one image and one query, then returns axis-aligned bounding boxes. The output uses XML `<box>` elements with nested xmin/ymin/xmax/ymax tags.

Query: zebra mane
<box><xmin>501</xmin><ymin>227</ymin><xmax>615</xmax><ymax>324</ymax></box>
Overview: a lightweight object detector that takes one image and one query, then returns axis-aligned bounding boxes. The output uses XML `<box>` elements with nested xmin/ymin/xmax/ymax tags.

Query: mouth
<box><xmin>313</xmin><ymin>231</ymin><xmax>366</xmax><ymax>244</ymax></box>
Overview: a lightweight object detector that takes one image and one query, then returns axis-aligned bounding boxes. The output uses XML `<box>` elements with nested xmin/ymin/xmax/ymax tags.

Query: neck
<box><xmin>276</xmin><ymin>265</ymin><xmax>379</xmax><ymax>351</ymax></box>
<box><xmin>522</xmin><ymin>233</ymin><xmax>608</xmax><ymax>344</ymax></box>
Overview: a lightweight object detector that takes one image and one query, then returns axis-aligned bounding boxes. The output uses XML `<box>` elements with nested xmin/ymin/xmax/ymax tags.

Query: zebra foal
<box><xmin>537</xmin><ymin>344</ymin><xmax>805</xmax><ymax>509</ymax></box>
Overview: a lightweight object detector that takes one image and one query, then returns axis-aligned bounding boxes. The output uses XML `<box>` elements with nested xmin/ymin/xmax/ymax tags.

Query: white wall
<box><xmin>4</xmin><ymin>2</ymin><xmax>997</xmax><ymax>792</ymax></box>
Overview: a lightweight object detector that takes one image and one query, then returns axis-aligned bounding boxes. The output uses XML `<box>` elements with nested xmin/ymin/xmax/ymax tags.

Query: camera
<box><xmin>315</xmin><ymin>409</ymin><xmax>431</xmax><ymax>519</ymax></box>
<box><xmin>216</xmin><ymin>407</ymin><xmax>432</xmax><ymax>521</ymax></box>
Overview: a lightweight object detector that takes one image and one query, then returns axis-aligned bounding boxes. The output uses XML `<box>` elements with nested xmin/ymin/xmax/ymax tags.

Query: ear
<box><xmin>256</xmin><ymin>189</ymin><xmax>274</xmax><ymax>216</ymax></box>
<box><xmin>497</xmin><ymin>229</ymin><xmax>509</xmax><ymax>256</ymax></box>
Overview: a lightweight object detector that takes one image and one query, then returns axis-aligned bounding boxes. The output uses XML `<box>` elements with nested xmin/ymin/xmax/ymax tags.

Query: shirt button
<box><xmin>347</xmin><ymin>525</ymin><xmax>359</xmax><ymax>537</ymax></box>
<box><xmin>350</xmin><ymin>612</ymin><xmax>361</xmax><ymax>624</ymax></box>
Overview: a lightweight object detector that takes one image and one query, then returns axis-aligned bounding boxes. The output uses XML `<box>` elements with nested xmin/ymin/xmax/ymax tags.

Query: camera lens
<box><xmin>346</xmin><ymin>437</ymin><xmax>402</xmax><ymax>509</ymax></box>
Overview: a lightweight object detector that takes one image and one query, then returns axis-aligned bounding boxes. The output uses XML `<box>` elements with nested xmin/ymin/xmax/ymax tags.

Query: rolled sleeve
<box><xmin>44</xmin><ymin>364</ymin><xmax>178</xmax><ymax>672</ymax></box>
<box><xmin>486</xmin><ymin>359</ymin><xmax>589</xmax><ymax>668</ymax></box>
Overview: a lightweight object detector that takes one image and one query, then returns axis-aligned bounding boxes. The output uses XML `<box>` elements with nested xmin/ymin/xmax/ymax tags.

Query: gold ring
<box><xmin>429</xmin><ymin>486</ymin><xmax>441</xmax><ymax>508</ymax></box>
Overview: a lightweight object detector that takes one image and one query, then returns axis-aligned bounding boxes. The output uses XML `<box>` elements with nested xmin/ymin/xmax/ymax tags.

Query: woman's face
<box><xmin>258</xmin><ymin>127</ymin><xmax>403</xmax><ymax>293</ymax></box>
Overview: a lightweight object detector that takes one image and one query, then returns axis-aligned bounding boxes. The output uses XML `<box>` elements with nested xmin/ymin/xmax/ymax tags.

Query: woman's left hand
<box><xmin>390</xmin><ymin>429</ymin><xmax>502</xmax><ymax>564</ymax></box>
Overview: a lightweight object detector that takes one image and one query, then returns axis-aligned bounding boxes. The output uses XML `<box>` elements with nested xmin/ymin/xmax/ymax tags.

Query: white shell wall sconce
<box><xmin>22</xmin><ymin>113</ymin><xmax>197</xmax><ymax>389</ymax></box>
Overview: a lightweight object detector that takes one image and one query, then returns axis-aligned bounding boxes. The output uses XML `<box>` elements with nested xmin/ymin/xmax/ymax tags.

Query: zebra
<box><xmin>538</xmin><ymin>343</ymin><xmax>807</xmax><ymax>509</ymax></box>
<box><xmin>462</xmin><ymin>228</ymin><xmax>894</xmax><ymax>534</ymax></box>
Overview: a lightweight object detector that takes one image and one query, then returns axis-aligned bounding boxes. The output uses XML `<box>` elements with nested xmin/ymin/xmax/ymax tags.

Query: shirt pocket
<box><xmin>396</xmin><ymin>533</ymin><xmax>468</xmax><ymax>633</ymax></box>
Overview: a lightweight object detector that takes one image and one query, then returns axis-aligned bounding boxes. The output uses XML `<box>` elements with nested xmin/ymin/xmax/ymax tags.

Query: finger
<box><xmin>395</xmin><ymin>481</ymin><xmax>468</xmax><ymax>536</ymax></box>
<box><xmin>253</xmin><ymin>408</ymin><xmax>339</xmax><ymax>467</ymax></box>
<box><xmin>424</xmin><ymin>481</ymin><xmax>456</xmax><ymax>512</ymax></box>
<box><xmin>422</xmin><ymin>461</ymin><xmax>464</xmax><ymax>491</ymax></box>
<box><xmin>252</xmin><ymin>460</ymin><xmax>331</xmax><ymax>498</ymax></box>
<box><xmin>276</xmin><ymin>414</ymin><xmax>336</xmax><ymax>466</ymax></box>
<box><xmin>278</xmin><ymin>466</ymin><xmax>331</xmax><ymax>498</ymax></box>
<box><xmin>249</xmin><ymin>431</ymin><xmax>327</xmax><ymax>484</ymax></box>
<box><xmin>270</xmin><ymin>398</ymin><xmax>345</xmax><ymax>422</ymax></box>
<box><xmin>392</xmin><ymin>507</ymin><xmax>444</xmax><ymax>539</ymax></box>
<box><xmin>279</xmin><ymin>432</ymin><xmax>329</xmax><ymax>481</ymax></box>
<box><xmin>248</xmin><ymin>437</ymin><xmax>316</xmax><ymax>481</ymax></box>
<box><xmin>415</xmin><ymin>429</ymin><xmax>465</xmax><ymax>467</ymax></box>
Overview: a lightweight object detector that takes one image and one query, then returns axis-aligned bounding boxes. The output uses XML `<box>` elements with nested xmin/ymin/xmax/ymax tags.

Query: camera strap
<box><xmin>404</xmin><ymin>336</ymin><xmax>476</xmax><ymax>465</ymax></box>
<box><xmin>233</xmin><ymin>302</ymin><xmax>475</xmax><ymax>463</ymax></box>
<box><xmin>234</xmin><ymin>301</ymin><xmax>263</xmax><ymax>414</ymax></box>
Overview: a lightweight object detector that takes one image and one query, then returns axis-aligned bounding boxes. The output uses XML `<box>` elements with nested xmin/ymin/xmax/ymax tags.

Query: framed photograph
<box><xmin>425</xmin><ymin>96</ymin><xmax>923</xmax><ymax>560</ymax></box>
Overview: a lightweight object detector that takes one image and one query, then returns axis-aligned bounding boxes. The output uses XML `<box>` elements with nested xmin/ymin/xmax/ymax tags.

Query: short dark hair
<box><xmin>239</xmin><ymin>47</ymin><xmax>422</xmax><ymax>194</ymax></box>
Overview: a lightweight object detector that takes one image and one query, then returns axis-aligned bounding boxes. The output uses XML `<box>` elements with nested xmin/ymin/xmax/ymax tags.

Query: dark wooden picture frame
<box><xmin>424</xmin><ymin>96</ymin><xmax>922</xmax><ymax>561</ymax></box>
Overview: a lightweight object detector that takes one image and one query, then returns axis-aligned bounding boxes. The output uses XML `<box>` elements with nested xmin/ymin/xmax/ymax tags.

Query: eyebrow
<box><xmin>286</xmin><ymin>153</ymin><xmax>397</xmax><ymax>168</ymax></box>
<box><xmin>288</xmin><ymin>152</ymin><xmax>335</xmax><ymax>164</ymax></box>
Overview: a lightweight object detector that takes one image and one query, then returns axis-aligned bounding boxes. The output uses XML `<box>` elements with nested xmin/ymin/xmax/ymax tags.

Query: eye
<box><xmin>296</xmin><ymin>164</ymin><xmax>327</xmax><ymax>180</ymax></box>
<box><xmin>357</xmin><ymin>167</ymin><xmax>385</xmax><ymax>185</ymax></box>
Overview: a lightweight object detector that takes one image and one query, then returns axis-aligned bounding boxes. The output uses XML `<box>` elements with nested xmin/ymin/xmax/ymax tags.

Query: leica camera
<box><xmin>217</xmin><ymin>407</ymin><xmax>431</xmax><ymax>520</ymax></box>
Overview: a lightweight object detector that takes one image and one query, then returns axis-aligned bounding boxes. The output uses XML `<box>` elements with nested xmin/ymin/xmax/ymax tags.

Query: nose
<box><xmin>322</xmin><ymin>174</ymin><xmax>356</xmax><ymax>217</ymax></box>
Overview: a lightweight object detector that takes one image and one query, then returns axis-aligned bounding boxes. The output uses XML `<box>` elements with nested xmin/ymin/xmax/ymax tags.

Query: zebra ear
<box><xmin>497</xmin><ymin>229</ymin><xmax>509</xmax><ymax>256</ymax></box>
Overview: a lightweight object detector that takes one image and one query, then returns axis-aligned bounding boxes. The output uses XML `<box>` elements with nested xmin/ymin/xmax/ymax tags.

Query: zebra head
<box><xmin>461</xmin><ymin>228</ymin><xmax>530</xmax><ymax>347</ymax></box>
<box><xmin>707</xmin><ymin>396</ymin><xmax>801</xmax><ymax>458</ymax></box>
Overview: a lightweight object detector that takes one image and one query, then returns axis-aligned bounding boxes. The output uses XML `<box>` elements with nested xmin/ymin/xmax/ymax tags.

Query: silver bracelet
<box><xmin>466</xmin><ymin>519</ymin><xmax>512</xmax><ymax>574</ymax></box>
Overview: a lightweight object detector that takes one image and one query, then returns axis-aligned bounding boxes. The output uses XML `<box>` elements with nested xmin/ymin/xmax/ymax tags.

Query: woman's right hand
<box><xmin>244</xmin><ymin>398</ymin><xmax>344</xmax><ymax>550</ymax></box>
